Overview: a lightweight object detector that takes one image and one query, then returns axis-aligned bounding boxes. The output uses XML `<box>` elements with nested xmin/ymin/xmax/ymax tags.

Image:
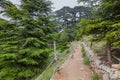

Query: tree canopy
<box><xmin>0</xmin><ymin>0</ymin><xmax>56</xmax><ymax>80</ymax></box>
<box><xmin>76</xmin><ymin>0</ymin><xmax>120</xmax><ymax>64</ymax></box>
<box><xmin>55</xmin><ymin>6</ymin><xmax>92</xmax><ymax>41</ymax></box>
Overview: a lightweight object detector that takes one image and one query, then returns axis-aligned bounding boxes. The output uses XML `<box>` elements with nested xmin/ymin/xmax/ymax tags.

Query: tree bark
<box><xmin>106</xmin><ymin>44</ymin><xmax>112</xmax><ymax>64</ymax></box>
<box><xmin>90</xmin><ymin>41</ymin><xmax>93</xmax><ymax>49</ymax></box>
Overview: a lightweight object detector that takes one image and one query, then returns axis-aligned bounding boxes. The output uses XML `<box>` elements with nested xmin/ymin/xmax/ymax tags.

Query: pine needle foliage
<box><xmin>0</xmin><ymin>0</ymin><xmax>55</xmax><ymax>80</ymax></box>
<box><xmin>76</xmin><ymin>0</ymin><xmax>120</xmax><ymax>63</ymax></box>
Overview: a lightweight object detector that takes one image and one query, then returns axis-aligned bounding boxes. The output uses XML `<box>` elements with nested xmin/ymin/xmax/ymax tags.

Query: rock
<box><xmin>115</xmin><ymin>71</ymin><xmax>120</xmax><ymax>76</ymax></box>
<box><xmin>111</xmin><ymin>68</ymin><xmax>118</xmax><ymax>72</ymax></box>
<box><xmin>94</xmin><ymin>68</ymin><xmax>98</xmax><ymax>73</ymax></box>
<box><xmin>94</xmin><ymin>59</ymin><xmax>101</xmax><ymax>68</ymax></box>
<box><xmin>82</xmin><ymin>42</ymin><xmax>120</xmax><ymax>80</ymax></box>
<box><xmin>88</xmin><ymin>50</ymin><xmax>94</xmax><ymax>57</ymax></box>
<box><xmin>118</xmin><ymin>76</ymin><xmax>120</xmax><ymax>79</ymax></box>
<box><xmin>103</xmin><ymin>73</ymin><xmax>109</xmax><ymax>80</ymax></box>
<box><xmin>110</xmin><ymin>73</ymin><xmax>118</xmax><ymax>80</ymax></box>
<box><xmin>106</xmin><ymin>67</ymin><xmax>111</xmax><ymax>73</ymax></box>
<box><xmin>98</xmin><ymin>69</ymin><xmax>105</xmax><ymax>74</ymax></box>
<box><xmin>99</xmin><ymin>65</ymin><xmax>104</xmax><ymax>70</ymax></box>
<box><xmin>100</xmin><ymin>65</ymin><xmax>111</xmax><ymax>73</ymax></box>
<box><xmin>97</xmin><ymin>69</ymin><xmax>104</xmax><ymax>77</ymax></box>
<box><xmin>80</xmin><ymin>68</ymin><xmax>84</xmax><ymax>71</ymax></box>
<box><xmin>112</xmin><ymin>64</ymin><xmax>120</xmax><ymax>70</ymax></box>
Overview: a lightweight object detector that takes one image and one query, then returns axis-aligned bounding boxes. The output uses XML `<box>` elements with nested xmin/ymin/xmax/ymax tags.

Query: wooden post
<box><xmin>70</xmin><ymin>42</ymin><xmax>74</xmax><ymax>58</ymax></box>
<box><xmin>54</xmin><ymin>41</ymin><xmax>59</xmax><ymax>72</ymax></box>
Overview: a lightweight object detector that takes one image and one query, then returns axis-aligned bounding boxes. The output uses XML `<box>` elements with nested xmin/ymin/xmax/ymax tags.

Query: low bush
<box><xmin>81</xmin><ymin>44</ymin><xmax>86</xmax><ymax>57</ymax></box>
<box><xmin>92</xmin><ymin>73</ymin><xmax>99</xmax><ymax>80</ymax></box>
<box><xmin>83</xmin><ymin>56</ymin><xmax>90</xmax><ymax>65</ymax></box>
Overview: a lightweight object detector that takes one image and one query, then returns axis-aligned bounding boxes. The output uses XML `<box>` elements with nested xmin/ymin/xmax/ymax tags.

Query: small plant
<box><xmin>84</xmin><ymin>56</ymin><xmax>90</xmax><ymax>65</ymax></box>
<box><xmin>81</xmin><ymin>44</ymin><xmax>90</xmax><ymax>65</ymax></box>
<box><xmin>92</xmin><ymin>73</ymin><xmax>99</xmax><ymax>80</ymax></box>
<box><xmin>82</xmin><ymin>51</ymin><xmax>86</xmax><ymax>57</ymax></box>
<box><xmin>81</xmin><ymin>44</ymin><xmax>86</xmax><ymax>57</ymax></box>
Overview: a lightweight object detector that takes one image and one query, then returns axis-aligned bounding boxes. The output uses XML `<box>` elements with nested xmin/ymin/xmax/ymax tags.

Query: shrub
<box><xmin>84</xmin><ymin>56</ymin><xmax>90</xmax><ymax>65</ymax></box>
<box><xmin>92</xmin><ymin>73</ymin><xmax>99</xmax><ymax>80</ymax></box>
<box><xmin>81</xmin><ymin>44</ymin><xmax>86</xmax><ymax>57</ymax></box>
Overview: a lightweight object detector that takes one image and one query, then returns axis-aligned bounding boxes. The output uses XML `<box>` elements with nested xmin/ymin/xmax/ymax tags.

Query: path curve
<box><xmin>51</xmin><ymin>42</ymin><xmax>92</xmax><ymax>80</ymax></box>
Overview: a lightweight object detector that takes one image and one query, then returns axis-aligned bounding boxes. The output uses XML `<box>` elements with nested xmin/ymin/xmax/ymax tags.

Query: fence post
<box><xmin>70</xmin><ymin>42</ymin><xmax>74</xmax><ymax>58</ymax></box>
<box><xmin>54</xmin><ymin>41</ymin><xmax>59</xmax><ymax>72</ymax></box>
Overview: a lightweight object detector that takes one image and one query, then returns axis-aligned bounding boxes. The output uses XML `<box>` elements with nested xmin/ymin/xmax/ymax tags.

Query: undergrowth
<box><xmin>92</xmin><ymin>73</ymin><xmax>99</xmax><ymax>80</ymax></box>
<box><xmin>81</xmin><ymin>44</ymin><xmax>90</xmax><ymax>65</ymax></box>
<box><xmin>84</xmin><ymin>56</ymin><xmax>90</xmax><ymax>65</ymax></box>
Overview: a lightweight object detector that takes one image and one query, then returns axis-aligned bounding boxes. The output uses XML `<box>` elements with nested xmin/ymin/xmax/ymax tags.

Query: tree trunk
<box><xmin>106</xmin><ymin>44</ymin><xmax>112</xmax><ymax>64</ymax></box>
<box><xmin>90</xmin><ymin>41</ymin><xmax>93</xmax><ymax>49</ymax></box>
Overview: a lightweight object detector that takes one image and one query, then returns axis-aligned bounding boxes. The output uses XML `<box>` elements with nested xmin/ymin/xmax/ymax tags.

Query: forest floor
<box><xmin>51</xmin><ymin>42</ymin><xmax>93</xmax><ymax>80</ymax></box>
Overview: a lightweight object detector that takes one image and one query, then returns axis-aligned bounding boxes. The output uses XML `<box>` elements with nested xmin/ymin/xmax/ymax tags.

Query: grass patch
<box><xmin>81</xmin><ymin>44</ymin><xmax>90</xmax><ymax>65</ymax></box>
<box><xmin>36</xmin><ymin>65</ymin><xmax>55</xmax><ymax>80</ymax></box>
<box><xmin>81</xmin><ymin>44</ymin><xmax>86</xmax><ymax>57</ymax></box>
<box><xmin>83</xmin><ymin>56</ymin><xmax>90</xmax><ymax>65</ymax></box>
<box><xmin>92</xmin><ymin>73</ymin><xmax>99</xmax><ymax>80</ymax></box>
<box><xmin>91</xmin><ymin>41</ymin><xmax>106</xmax><ymax>54</ymax></box>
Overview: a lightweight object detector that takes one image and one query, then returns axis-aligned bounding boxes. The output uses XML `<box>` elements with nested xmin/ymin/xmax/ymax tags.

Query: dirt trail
<box><xmin>51</xmin><ymin>42</ymin><xmax>92</xmax><ymax>80</ymax></box>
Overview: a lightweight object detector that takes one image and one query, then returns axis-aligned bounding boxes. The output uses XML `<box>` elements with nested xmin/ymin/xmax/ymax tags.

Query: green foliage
<box><xmin>85</xmin><ymin>0</ymin><xmax>120</xmax><ymax>47</ymax></box>
<box><xmin>81</xmin><ymin>44</ymin><xmax>90</xmax><ymax>65</ymax></box>
<box><xmin>0</xmin><ymin>0</ymin><xmax>56</xmax><ymax>79</ymax></box>
<box><xmin>54</xmin><ymin>31</ymin><xmax>69</xmax><ymax>51</ymax></box>
<box><xmin>75</xmin><ymin>18</ymin><xmax>91</xmax><ymax>40</ymax></box>
<box><xmin>92</xmin><ymin>73</ymin><xmax>99</xmax><ymax>80</ymax></box>
<box><xmin>81</xmin><ymin>44</ymin><xmax>86</xmax><ymax>57</ymax></box>
<box><xmin>59</xmin><ymin>31</ymin><xmax>69</xmax><ymax>43</ymax></box>
<box><xmin>84</xmin><ymin>56</ymin><xmax>90</xmax><ymax>65</ymax></box>
<box><xmin>98</xmin><ymin>0</ymin><xmax>120</xmax><ymax>21</ymax></box>
<box><xmin>77</xmin><ymin>0</ymin><xmax>120</xmax><ymax>63</ymax></box>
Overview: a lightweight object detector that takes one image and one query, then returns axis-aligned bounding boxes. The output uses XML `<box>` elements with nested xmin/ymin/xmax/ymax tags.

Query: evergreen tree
<box><xmin>0</xmin><ymin>0</ymin><xmax>55</xmax><ymax>79</ymax></box>
<box><xmin>88</xmin><ymin>0</ymin><xmax>120</xmax><ymax>63</ymax></box>
<box><xmin>76</xmin><ymin>0</ymin><xmax>120</xmax><ymax>64</ymax></box>
<box><xmin>0</xmin><ymin>18</ymin><xmax>20</xmax><ymax>80</ymax></box>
